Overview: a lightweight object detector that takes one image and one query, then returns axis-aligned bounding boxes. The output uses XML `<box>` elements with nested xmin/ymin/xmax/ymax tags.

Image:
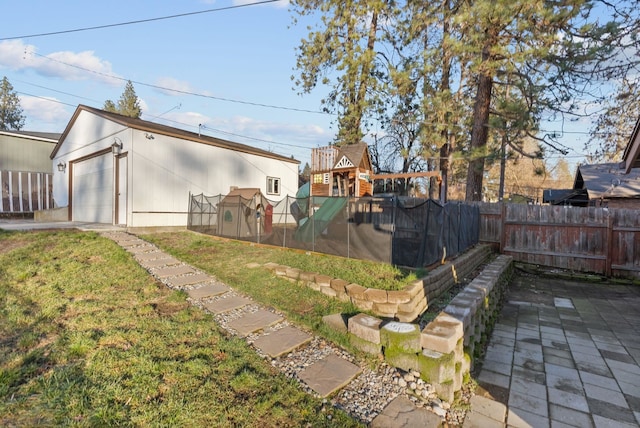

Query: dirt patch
<box><xmin>152</xmin><ymin>301</ymin><xmax>189</xmax><ymax>316</ymax></box>
<box><xmin>0</xmin><ymin>238</ymin><xmax>30</xmax><ymax>255</ymax></box>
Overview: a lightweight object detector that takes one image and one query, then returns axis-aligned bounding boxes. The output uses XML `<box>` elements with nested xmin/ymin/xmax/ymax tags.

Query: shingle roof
<box><xmin>50</xmin><ymin>105</ymin><xmax>299</xmax><ymax>164</ymax></box>
<box><xmin>576</xmin><ymin>162</ymin><xmax>640</xmax><ymax>199</ymax></box>
<box><xmin>0</xmin><ymin>130</ymin><xmax>61</xmax><ymax>142</ymax></box>
<box><xmin>333</xmin><ymin>142</ymin><xmax>371</xmax><ymax>170</ymax></box>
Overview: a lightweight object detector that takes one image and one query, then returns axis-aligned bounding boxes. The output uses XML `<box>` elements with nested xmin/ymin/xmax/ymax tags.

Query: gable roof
<box><xmin>575</xmin><ymin>162</ymin><xmax>640</xmax><ymax>199</ymax></box>
<box><xmin>0</xmin><ymin>130</ymin><xmax>61</xmax><ymax>143</ymax></box>
<box><xmin>622</xmin><ymin>115</ymin><xmax>640</xmax><ymax>173</ymax></box>
<box><xmin>332</xmin><ymin>142</ymin><xmax>372</xmax><ymax>171</ymax></box>
<box><xmin>50</xmin><ymin>105</ymin><xmax>298</xmax><ymax>164</ymax></box>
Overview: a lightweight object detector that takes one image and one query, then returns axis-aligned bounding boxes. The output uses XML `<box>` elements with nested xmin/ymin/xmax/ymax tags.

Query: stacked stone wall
<box><xmin>263</xmin><ymin>246</ymin><xmax>512</xmax><ymax>402</ymax></box>
<box><xmin>264</xmin><ymin>244</ymin><xmax>492</xmax><ymax>321</ymax></box>
<box><xmin>343</xmin><ymin>255</ymin><xmax>513</xmax><ymax>402</ymax></box>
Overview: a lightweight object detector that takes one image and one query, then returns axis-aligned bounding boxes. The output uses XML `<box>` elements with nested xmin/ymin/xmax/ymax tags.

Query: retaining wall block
<box><xmin>364</xmin><ymin>288</ymin><xmax>388</xmax><ymax>303</ymax></box>
<box><xmin>263</xmin><ymin>262</ymin><xmax>279</xmax><ymax>271</ymax></box>
<box><xmin>442</xmin><ymin>304</ymin><xmax>473</xmax><ymax>329</ymax></box>
<box><xmin>421</xmin><ymin>319</ymin><xmax>463</xmax><ymax>354</ymax></box>
<box><xmin>418</xmin><ymin>348</ymin><xmax>456</xmax><ymax>385</ymax></box>
<box><xmin>396</xmin><ymin>298</ymin><xmax>428</xmax><ymax>323</ymax></box>
<box><xmin>350</xmin><ymin>335</ymin><xmax>382</xmax><ymax>355</ymax></box>
<box><xmin>285</xmin><ymin>267</ymin><xmax>301</xmax><ymax>280</ymax></box>
<box><xmin>336</xmin><ymin>290</ymin><xmax>351</xmax><ymax>303</ymax></box>
<box><xmin>373</xmin><ymin>302</ymin><xmax>399</xmax><ymax>316</ymax></box>
<box><xmin>348</xmin><ymin>313</ymin><xmax>383</xmax><ymax>343</ymax></box>
<box><xmin>299</xmin><ymin>271</ymin><xmax>316</xmax><ymax>283</ymax></box>
<box><xmin>404</xmin><ymin>281</ymin><xmax>425</xmax><ymax>299</ymax></box>
<box><xmin>351</xmin><ymin>297</ymin><xmax>374</xmax><ymax>311</ymax></box>
<box><xmin>398</xmin><ymin>289</ymin><xmax>426</xmax><ymax>312</ymax></box>
<box><xmin>434</xmin><ymin>381</ymin><xmax>455</xmax><ymax>403</ymax></box>
<box><xmin>274</xmin><ymin>265</ymin><xmax>288</xmax><ymax>276</ymax></box>
<box><xmin>307</xmin><ymin>281</ymin><xmax>321</xmax><ymax>292</ymax></box>
<box><xmin>453</xmin><ymin>361</ymin><xmax>463</xmax><ymax>391</ymax></box>
<box><xmin>345</xmin><ymin>283</ymin><xmax>367</xmax><ymax>300</ymax></box>
<box><xmin>330</xmin><ymin>278</ymin><xmax>349</xmax><ymax>293</ymax></box>
<box><xmin>322</xmin><ymin>313</ymin><xmax>348</xmax><ymax>333</ymax></box>
<box><xmin>384</xmin><ymin>348</ymin><xmax>419</xmax><ymax>372</ymax></box>
<box><xmin>381</xmin><ymin>322</ymin><xmax>422</xmax><ymax>354</ymax></box>
<box><xmin>315</xmin><ymin>274</ymin><xmax>332</xmax><ymax>288</ymax></box>
<box><xmin>387</xmin><ymin>290</ymin><xmax>412</xmax><ymax>304</ymax></box>
<box><xmin>320</xmin><ymin>286</ymin><xmax>338</xmax><ymax>298</ymax></box>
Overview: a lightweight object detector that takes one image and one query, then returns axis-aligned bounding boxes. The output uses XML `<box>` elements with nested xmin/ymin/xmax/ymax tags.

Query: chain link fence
<box><xmin>188</xmin><ymin>192</ymin><xmax>479</xmax><ymax>268</ymax></box>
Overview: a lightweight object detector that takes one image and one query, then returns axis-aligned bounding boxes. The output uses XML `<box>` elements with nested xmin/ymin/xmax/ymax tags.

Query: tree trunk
<box><xmin>438</xmin><ymin>0</ymin><xmax>452</xmax><ymax>203</ymax></box>
<box><xmin>465</xmin><ymin>35</ymin><xmax>496</xmax><ymax>202</ymax></box>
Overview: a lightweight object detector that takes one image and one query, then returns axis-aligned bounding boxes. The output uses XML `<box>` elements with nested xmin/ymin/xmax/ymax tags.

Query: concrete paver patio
<box><xmin>473</xmin><ymin>274</ymin><xmax>640</xmax><ymax>427</ymax></box>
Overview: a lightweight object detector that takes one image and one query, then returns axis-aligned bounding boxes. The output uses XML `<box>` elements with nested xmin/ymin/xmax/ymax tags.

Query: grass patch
<box><xmin>0</xmin><ymin>230</ymin><xmax>361</xmax><ymax>427</ymax></box>
<box><xmin>143</xmin><ymin>232</ymin><xmax>419</xmax><ymax>291</ymax></box>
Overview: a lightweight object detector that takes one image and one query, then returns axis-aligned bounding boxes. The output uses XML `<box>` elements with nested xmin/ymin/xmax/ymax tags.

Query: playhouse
<box><xmin>309</xmin><ymin>143</ymin><xmax>373</xmax><ymax>197</ymax></box>
<box><xmin>217</xmin><ymin>188</ymin><xmax>272</xmax><ymax>238</ymax></box>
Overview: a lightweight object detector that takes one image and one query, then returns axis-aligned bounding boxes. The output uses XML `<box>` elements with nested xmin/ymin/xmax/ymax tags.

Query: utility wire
<box><xmin>27</xmin><ymin>50</ymin><xmax>330</xmax><ymax>115</ymax></box>
<box><xmin>0</xmin><ymin>0</ymin><xmax>284</xmax><ymax>41</ymax></box>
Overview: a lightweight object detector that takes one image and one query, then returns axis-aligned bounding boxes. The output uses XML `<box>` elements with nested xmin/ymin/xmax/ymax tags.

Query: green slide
<box><xmin>294</xmin><ymin>197</ymin><xmax>348</xmax><ymax>243</ymax></box>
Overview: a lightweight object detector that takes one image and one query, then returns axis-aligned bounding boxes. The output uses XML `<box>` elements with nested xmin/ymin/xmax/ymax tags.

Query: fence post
<box><xmin>606</xmin><ymin>210</ymin><xmax>613</xmax><ymax>277</ymax></box>
<box><xmin>500</xmin><ymin>202</ymin><xmax>507</xmax><ymax>253</ymax></box>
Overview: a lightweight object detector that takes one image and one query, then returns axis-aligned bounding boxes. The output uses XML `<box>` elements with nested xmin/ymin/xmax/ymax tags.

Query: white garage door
<box><xmin>72</xmin><ymin>153</ymin><xmax>113</xmax><ymax>223</ymax></box>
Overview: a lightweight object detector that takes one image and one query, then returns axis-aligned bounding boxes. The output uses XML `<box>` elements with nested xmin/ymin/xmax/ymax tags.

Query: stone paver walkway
<box><xmin>470</xmin><ymin>274</ymin><xmax>640</xmax><ymax>428</ymax></box>
<box><xmin>101</xmin><ymin>231</ymin><xmax>367</xmax><ymax>414</ymax></box>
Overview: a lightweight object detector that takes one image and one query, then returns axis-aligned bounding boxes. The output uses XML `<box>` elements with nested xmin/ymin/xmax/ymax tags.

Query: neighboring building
<box><xmin>50</xmin><ymin>105</ymin><xmax>299</xmax><ymax>227</ymax></box>
<box><xmin>544</xmin><ymin>116</ymin><xmax>640</xmax><ymax>208</ymax></box>
<box><xmin>0</xmin><ymin>130</ymin><xmax>60</xmax><ymax>213</ymax></box>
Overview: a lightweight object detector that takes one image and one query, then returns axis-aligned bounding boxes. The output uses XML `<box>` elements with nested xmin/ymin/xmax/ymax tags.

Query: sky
<box><xmin>0</xmin><ymin>0</ymin><xmax>597</xmax><ymax>173</ymax></box>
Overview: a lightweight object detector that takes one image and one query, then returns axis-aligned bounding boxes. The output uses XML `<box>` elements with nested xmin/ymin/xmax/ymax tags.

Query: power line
<box><xmin>17</xmin><ymin>91</ymin><xmax>78</xmax><ymax>108</ymax></box>
<box><xmin>20</xmin><ymin>53</ymin><xmax>621</xmax><ymax>138</ymax></box>
<box><xmin>0</xmin><ymin>0</ymin><xmax>284</xmax><ymax>41</ymax></box>
<box><xmin>27</xmin><ymin>50</ymin><xmax>330</xmax><ymax>115</ymax></box>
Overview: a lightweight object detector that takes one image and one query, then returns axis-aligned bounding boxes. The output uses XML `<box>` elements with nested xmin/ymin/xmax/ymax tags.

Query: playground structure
<box><xmin>187</xmin><ymin>143</ymin><xmax>476</xmax><ymax>268</ymax></box>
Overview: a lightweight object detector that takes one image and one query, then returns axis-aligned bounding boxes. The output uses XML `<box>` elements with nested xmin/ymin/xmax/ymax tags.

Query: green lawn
<box><xmin>0</xmin><ymin>230</ymin><xmax>362</xmax><ymax>427</ymax></box>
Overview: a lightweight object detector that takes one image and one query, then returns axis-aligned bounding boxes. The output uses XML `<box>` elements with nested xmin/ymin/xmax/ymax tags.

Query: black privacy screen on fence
<box><xmin>188</xmin><ymin>192</ymin><xmax>479</xmax><ymax>268</ymax></box>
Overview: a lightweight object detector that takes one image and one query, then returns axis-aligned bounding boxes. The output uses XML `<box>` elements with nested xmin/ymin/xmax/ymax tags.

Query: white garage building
<box><xmin>50</xmin><ymin>105</ymin><xmax>299</xmax><ymax>227</ymax></box>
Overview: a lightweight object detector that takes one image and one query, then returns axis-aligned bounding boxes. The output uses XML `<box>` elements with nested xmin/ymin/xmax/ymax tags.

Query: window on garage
<box><xmin>267</xmin><ymin>176</ymin><xmax>280</xmax><ymax>195</ymax></box>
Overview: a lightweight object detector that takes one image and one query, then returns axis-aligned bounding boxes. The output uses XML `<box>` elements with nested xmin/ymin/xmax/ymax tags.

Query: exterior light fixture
<box><xmin>145</xmin><ymin>133</ymin><xmax>154</xmax><ymax>140</ymax></box>
<box><xmin>112</xmin><ymin>139</ymin><xmax>123</xmax><ymax>155</ymax></box>
<box><xmin>57</xmin><ymin>161</ymin><xmax>67</xmax><ymax>172</ymax></box>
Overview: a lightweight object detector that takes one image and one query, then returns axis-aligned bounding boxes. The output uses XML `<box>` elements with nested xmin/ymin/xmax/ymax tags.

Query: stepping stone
<box><xmin>203</xmin><ymin>295</ymin><xmax>252</xmax><ymax>314</ymax></box>
<box><xmin>253</xmin><ymin>326</ymin><xmax>312</xmax><ymax>358</ymax></box>
<box><xmin>155</xmin><ymin>265</ymin><xmax>195</xmax><ymax>278</ymax></box>
<box><xmin>298</xmin><ymin>354</ymin><xmax>361</xmax><ymax>397</ymax></box>
<box><xmin>187</xmin><ymin>283</ymin><xmax>230</xmax><ymax>300</ymax></box>
<box><xmin>169</xmin><ymin>273</ymin><xmax>211</xmax><ymax>287</ymax></box>
<box><xmin>127</xmin><ymin>246</ymin><xmax>156</xmax><ymax>254</ymax></box>
<box><xmin>141</xmin><ymin>257</ymin><xmax>181</xmax><ymax>268</ymax></box>
<box><xmin>135</xmin><ymin>251</ymin><xmax>169</xmax><ymax>261</ymax></box>
<box><xmin>370</xmin><ymin>396</ymin><xmax>442</xmax><ymax>428</ymax></box>
<box><xmin>105</xmin><ymin>233</ymin><xmax>137</xmax><ymax>242</ymax></box>
<box><xmin>119</xmin><ymin>239</ymin><xmax>147</xmax><ymax>248</ymax></box>
<box><xmin>228</xmin><ymin>309</ymin><xmax>284</xmax><ymax>336</ymax></box>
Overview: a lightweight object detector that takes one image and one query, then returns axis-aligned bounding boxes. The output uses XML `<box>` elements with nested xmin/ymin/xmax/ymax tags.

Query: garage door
<box><xmin>72</xmin><ymin>153</ymin><xmax>113</xmax><ymax>223</ymax></box>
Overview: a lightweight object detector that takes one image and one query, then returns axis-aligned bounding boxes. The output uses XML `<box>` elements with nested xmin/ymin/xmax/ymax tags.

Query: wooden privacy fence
<box><xmin>1</xmin><ymin>170</ymin><xmax>53</xmax><ymax>214</ymax></box>
<box><xmin>477</xmin><ymin>203</ymin><xmax>640</xmax><ymax>278</ymax></box>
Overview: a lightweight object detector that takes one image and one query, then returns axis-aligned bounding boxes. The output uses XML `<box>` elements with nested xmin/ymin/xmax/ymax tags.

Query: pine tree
<box><xmin>291</xmin><ymin>0</ymin><xmax>389</xmax><ymax>146</ymax></box>
<box><xmin>103</xmin><ymin>81</ymin><xmax>142</xmax><ymax>118</ymax></box>
<box><xmin>0</xmin><ymin>76</ymin><xmax>26</xmax><ymax>131</ymax></box>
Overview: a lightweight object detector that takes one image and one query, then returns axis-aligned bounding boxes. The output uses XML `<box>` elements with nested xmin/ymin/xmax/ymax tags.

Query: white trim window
<box><xmin>267</xmin><ymin>176</ymin><xmax>280</xmax><ymax>195</ymax></box>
